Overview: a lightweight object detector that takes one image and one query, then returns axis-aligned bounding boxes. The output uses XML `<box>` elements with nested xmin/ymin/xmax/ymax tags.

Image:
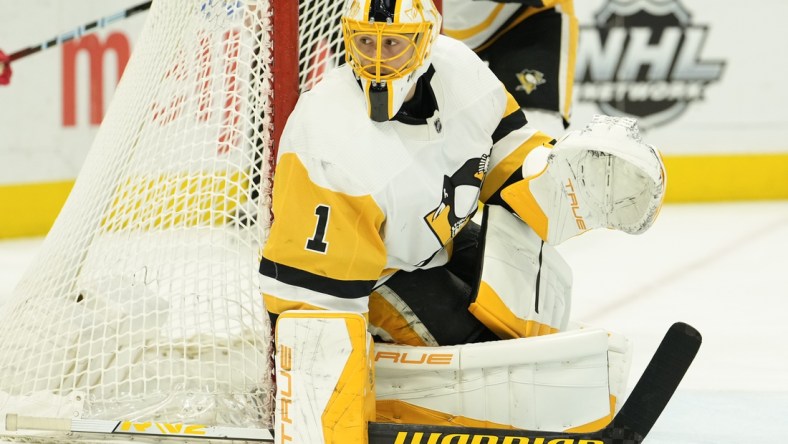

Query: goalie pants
<box><xmin>370</xmin><ymin>221</ymin><xmax>499</xmax><ymax>346</ymax></box>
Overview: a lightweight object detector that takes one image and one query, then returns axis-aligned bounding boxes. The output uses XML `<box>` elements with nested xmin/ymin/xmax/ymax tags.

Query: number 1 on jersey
<box><xmin>306</xmin><ymin>204</ymin><xmax>330</xmax><ymax>253</ymax></box>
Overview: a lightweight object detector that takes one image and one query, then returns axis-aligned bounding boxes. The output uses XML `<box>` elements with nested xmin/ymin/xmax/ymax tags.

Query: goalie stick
<box><xmin>5</xmin><ymin>322</ymin><xmax>701</xmax><ymax>443</ymax></box>
<box><xmin>6</xmin><ymin>1</ymin><xmax>152</xmax><ymax>63</ymax></box>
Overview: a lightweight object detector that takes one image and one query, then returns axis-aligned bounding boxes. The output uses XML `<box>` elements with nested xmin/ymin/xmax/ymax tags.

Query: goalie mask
<box><xmin>342</xmin><ymin>0</ymin><xmax>442</xmax><ymax>122</ymax></box>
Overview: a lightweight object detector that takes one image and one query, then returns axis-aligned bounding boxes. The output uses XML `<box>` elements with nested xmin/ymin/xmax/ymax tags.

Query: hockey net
<box><xmin>0</xmin><ymin>0</ymin><xmax>344</xmax><ymax>439</ymax></box>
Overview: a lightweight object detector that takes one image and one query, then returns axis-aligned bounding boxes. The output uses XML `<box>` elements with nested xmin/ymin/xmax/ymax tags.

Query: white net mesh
<box><xmin>0</xmin><ymin>0</ymin><xmax>345</xmax><ymax>438</ymax></box>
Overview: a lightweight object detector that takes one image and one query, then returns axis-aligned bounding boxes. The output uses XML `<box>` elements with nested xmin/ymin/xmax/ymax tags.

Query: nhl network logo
<box><xmin>575</xmin><ymin>0</ymin><xmax>725</xmax><ymax>128</ymax></box>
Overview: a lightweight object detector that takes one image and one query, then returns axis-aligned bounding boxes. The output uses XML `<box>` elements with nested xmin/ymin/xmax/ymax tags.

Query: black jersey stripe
<box><xmin>492</xmin><ymin>108</ymin><xmax>527</xmax><ymax>144</ymax></box>
<box><xmin>260</xmin><ymin>257</ymin><xmax>377</xmax><ymax>299</ymax></box>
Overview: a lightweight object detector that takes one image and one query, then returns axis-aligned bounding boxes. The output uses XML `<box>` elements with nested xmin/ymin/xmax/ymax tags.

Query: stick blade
<box><xmin>608</xmin><ymin>321</ymin><xmax>702</xmax><ymax>441</ymax></box>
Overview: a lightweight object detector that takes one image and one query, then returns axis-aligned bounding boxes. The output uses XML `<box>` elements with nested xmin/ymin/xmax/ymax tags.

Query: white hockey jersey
<box><xmin>260</xmin><ymin>35</ymin><xmax>554</xmax><ymax>316</ymax></box>
<box><xmin>442</xmin><ymin>0</ymin><xmax>574</xmax><ymax>50</ymax></box>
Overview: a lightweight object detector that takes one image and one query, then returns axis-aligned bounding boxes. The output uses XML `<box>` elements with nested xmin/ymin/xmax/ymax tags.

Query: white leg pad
<box><xmin>569</xmin><ymin>322</ymin><xmax>634</xmax><ymax>413</ymax></box>
<box><xmin>608</xmin><ymin>329</ymin><xmax>633</xmax><ymax>412</ymax></box>
<box><xmin>470</xmin><ymin>205</ymin><xmax>572</xmax><ymax>339</ymax></box>
<box><xmin>375</xmin><ymin>328</ymin><xmax>616</xmax><ymax>432</ymax></box>
<box><xmin>275</xmin><ymin>311</ymin><xmax>374</xmax><ymax>444</ymax></box>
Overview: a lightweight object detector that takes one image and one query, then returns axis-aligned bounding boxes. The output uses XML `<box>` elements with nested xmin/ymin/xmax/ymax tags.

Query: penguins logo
<box><xmin>424</xmin><ymin>156</ymin><xmax>488</xmax><ymax>246</ymax></box>
<box><xmin>515</xmin><ymin>69</ymin><xmax>546</xmax><ymax>94</ymax></box>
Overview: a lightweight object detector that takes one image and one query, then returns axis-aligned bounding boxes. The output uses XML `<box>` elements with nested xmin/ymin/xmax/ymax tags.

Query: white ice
<box><xmin>1</xmin><ymin>200</ymin><xmax>787</xmax><ymax>442</ymax></box>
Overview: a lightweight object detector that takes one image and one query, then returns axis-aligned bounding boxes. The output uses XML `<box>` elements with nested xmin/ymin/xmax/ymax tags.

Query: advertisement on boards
<box><xmin>0</xmin><ymin>0</ymin><xmax>786</xmax><ymax>237</ymax></box>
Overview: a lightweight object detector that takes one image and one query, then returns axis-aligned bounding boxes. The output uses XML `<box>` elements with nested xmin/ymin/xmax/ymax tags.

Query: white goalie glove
<box><xmin>502</xmin><ymin>115</ymin><xmax>666</xmax><ymax>245</ymax></box>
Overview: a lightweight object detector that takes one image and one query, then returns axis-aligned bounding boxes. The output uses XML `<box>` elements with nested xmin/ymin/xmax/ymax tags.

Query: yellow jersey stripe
<box><xmin>263</xmin><ymin>153</ymin><xmax>387</xmax><ymax>281</ymax></box>
<box><xmin>442</xmin><ymin>4</ymin><xmax>507</xmax><ymax>41</ymax></box>
<box><xmin>481</xmin><ymin>132</ymin><xmax>554</xmax><ymax>203</ymax></box>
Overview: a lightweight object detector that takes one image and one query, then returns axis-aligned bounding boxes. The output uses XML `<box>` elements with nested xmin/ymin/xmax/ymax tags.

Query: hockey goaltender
<box><xmin>258</xmin><ymin>0</ymin><xmax>666</xmax><ymax>442</ymax></box>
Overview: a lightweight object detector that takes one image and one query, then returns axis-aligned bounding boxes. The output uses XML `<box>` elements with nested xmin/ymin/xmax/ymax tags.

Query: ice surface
<box><xmin>2</xmin><ymin>201</ymin><xmax>787</xmax><ymax>442</ymax></box>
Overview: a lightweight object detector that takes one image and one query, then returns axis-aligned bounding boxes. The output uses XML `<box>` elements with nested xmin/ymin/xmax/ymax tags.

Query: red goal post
<box><xmin>0</xmin><ymin>0</ymin><xmax>443</xmax><ymax>440</ymax></box>
<box><xmin>0</xmin><ymin>0</ymin><xmax>347</xmax><ymax>438</ymax></box>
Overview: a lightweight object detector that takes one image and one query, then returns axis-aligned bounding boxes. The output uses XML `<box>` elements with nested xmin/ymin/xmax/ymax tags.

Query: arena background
<box><xmin>1</xmin><ymin>0</ymin><xmax>786</xmax><ymax>239</ymax></box>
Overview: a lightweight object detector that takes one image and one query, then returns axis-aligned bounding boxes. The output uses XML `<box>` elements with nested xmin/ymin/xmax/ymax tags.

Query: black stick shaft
<box><xmin>8</xmin><ymin>1</ymin><xmax>152</xmax><ymax>62</ymax></box>
<box><xmin>611</xmin><ymin>321</ymin><xmax>702</xmax><ymax>438</ymax></box>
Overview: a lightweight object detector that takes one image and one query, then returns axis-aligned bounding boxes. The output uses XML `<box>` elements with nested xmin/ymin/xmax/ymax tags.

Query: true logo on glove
<box><xmin>565</xmin><ymin>179</ymin><xmax>587</xmax><ymax>231</ymax></box>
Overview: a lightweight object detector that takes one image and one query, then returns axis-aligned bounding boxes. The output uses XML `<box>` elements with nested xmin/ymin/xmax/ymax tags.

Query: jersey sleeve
<box><xmin>259</xmin><ymin>151</ymin><xmax>387</xmax><ymax>318</ymax></box>
<box><xmin>480</xmin><ymin>87</ymin><xmax>555</xmax><ymax>206</ymax></box>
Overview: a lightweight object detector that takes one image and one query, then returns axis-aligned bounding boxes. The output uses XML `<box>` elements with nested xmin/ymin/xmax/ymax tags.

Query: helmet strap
<box><xmin>369</xmin><ymin>83</ymin><xmax>390</xmax><ymax>122</ymax></box>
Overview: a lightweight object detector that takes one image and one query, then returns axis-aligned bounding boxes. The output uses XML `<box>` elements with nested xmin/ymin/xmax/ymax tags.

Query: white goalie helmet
<box><xmin>341</xmin><ymin>0</ymin><xmax>442</xmax><ymax>122</ymax></box>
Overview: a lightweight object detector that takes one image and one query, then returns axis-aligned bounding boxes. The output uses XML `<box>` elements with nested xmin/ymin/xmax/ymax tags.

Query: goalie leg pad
<box><xmin>469</xmin><ymin>204</ymin><xmax>572</xmax><ymax>339</ymax></box>
<box><xmin>375</xmin><ymin>328</ymin><xmax>615</xmax><ymax>432</ymax></box>
<box><xmin>600</xmin><ymin>326</ymin><xmax>633</xmax><ymax>413</ymax></box>
<box><xmin>566</xmin><ymin>322</ymin><xmax>634</xmax><ymax>415</ymax></box>
<box><xmin>275</xmin><ymin>311</ymin><xmax>374</xmax><ymax>444</ymax></box>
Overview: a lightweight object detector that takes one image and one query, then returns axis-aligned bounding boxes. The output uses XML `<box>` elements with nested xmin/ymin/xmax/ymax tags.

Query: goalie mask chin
<box><xmin>362</xmin><ymin>65</ymin><xmax>430</xmax><ymax>122</ymax></box>
<box><xmin>341</xmin><ymin>0</ymin><xmax>442</xmax><ymax>122</ymax></box>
